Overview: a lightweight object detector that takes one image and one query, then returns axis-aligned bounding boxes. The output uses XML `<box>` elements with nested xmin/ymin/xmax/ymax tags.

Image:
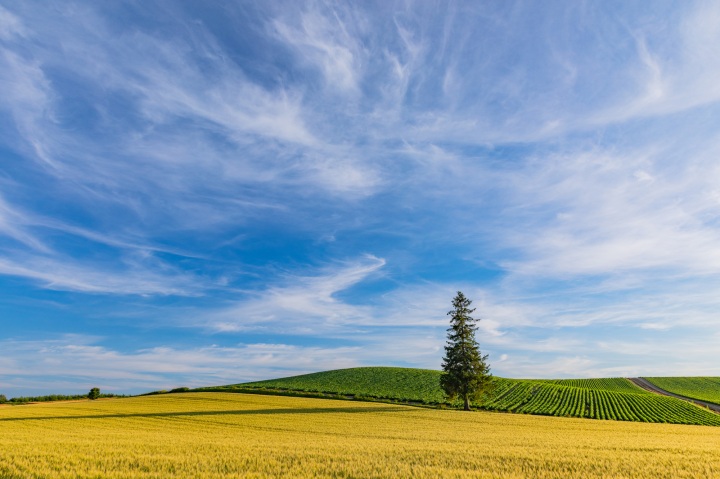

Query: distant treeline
<box><xmin>0</xmin><ymin>393</ymin><xmax>126</xmax><ymax>404</ymax></box>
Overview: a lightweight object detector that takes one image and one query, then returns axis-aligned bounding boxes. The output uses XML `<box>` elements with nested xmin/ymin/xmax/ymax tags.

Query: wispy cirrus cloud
<box><xmin>495</xmin><ymin>141</ymin><xmax>720</xmax><ymax>278</ymax></box>
<box><xmin>206</xmin><ymin>255</ymin><xmax>386</xmax><ymax>333</ymax></box>
<box><xmin>0</xmin><ymin>193</ymin><xmax>50</xmax><ymax>253</ymax></box>
<box><xmin>0</xmin><ymin>5</ymin><xmax>26</xmax><ymax>40</ymax></box>
<box><xmin>0</xmin><ymin>254</ymin><xmax>204</xmax><ymax>296</ymax></box>
<box><xmin>1</xmin><ymin>2</ymin><xmax>379</xmax><ymax>223</ymax></box>
<box><xmin>0</xmin><ymin>189</ymin><xmax>212</xmax><ymax>295</ymax></box>
<box><xmin>0</xmin><ymin>2</ymin><xmax>383</xmax><ymax>298</ymax></box>
<box><xmin>271</xmin><ymin>4</ymin><xmax>366</xmax><ymax>94</ymax></box>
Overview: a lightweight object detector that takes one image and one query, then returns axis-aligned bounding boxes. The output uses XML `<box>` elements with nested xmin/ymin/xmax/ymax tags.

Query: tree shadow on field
<box><xmin>0</xmin><ymin>406</ymin><xmax>410</xmax><ymax>422</ymax></box>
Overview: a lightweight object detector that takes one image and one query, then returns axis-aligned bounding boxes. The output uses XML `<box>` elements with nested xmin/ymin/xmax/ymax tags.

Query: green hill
<box><xmin>644</xmin><ymin>377</ymin><xmax>720</xmax><ymax>405</ymax></box>
<box><xmin>232</xmin><ymin>367</ymin><xmax>446</xmax><ymax>403</ymax></box>
<box><xmin>536</xmin><ymin>378</ymin><xmax>650</xmax><ymax>393</ymax></box>
<box><xmin>201</xmin><ymin>367</ymin><xmax>720</xmax><ymax>426</ymax></box>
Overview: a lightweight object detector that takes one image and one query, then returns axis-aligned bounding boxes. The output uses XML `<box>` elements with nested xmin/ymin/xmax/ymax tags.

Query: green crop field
<box><xmin>3</xmin><ymin>392</ymin><xmax>720</xmax><ymax>478</ymax></box>
<box><xmin>539</xmin><ymin>377</ymin><xmax>648</xmax><ymax>393</ymax></box>
<box><xmin>645</xmin><ymin>377</ymin><xmax>720</xmax><ymax>405</ymax></box>
<box><xmin>211</xmin><ymin>367</ymin><xmax>720</xmax><ymax>426</ymax></box>
<box><xmin>222</xmin><ymin>367</ymin><xmax>447</xmax><ymax>403</ymax></box>
<box><xmin>482</xmin><ymin>381</ymin><xmax>720</xmax><ymax>425</ymax></box>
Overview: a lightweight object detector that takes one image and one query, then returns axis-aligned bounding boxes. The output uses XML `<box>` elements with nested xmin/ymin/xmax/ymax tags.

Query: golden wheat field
<box><xmin>2</xmin><ymin>393</ymin><xmax>720</xmax><ymax>478</ymax></box>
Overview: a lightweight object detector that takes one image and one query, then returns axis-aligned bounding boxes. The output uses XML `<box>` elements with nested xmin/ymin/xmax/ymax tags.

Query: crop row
<box><xmin>539</xmin><ymin>378</ymin><xmax>650</xmax><ymax>394</ymax></box>
<box><xmin>644</xmin><ymin>377</ymin><xmax>720</xmax><ymax>405</ymax></box>
<box><xmin>482</xmin><ymin>381</ymin><xmax>720</xmax><ymax>425</ymax></box>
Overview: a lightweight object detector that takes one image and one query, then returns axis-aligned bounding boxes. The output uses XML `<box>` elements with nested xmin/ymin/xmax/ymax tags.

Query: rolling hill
<box><xmin>644</xmin><ymin>377</ymin><xmax>720</xmax><ymax>405</ymax></box>
<box><xmin>200</xmin><ymin>367</ymin><xmax>720</xmax><ymax>426</ymax></box>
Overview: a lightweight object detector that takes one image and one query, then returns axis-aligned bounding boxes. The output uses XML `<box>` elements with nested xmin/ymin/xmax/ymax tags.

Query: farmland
<box><xmin>222</xmin><ymin>366</ymin><xmax>447</xmax><ymax>403</ymax></box>
<box><xmin>219</xmin><ymin>367</ymin><xmax>720</xmax><ymax>426</ymax></box>
<box><xmin>645</xmin><ymin>377</ymin><xmax>720</xmax><ymax>405</ymax></box>
<box><xmin>481</xmin><ymin>380</ymin><xmax>720</xmax><ymax>425</ymax></box>
<box><xmin>539</xmin><ymin>377</ymin><xmax>648</xmax><ymax>393</ymax></box>
<box><xmin>3</xmin><ymin>392</ymin><xmax>720</xmax><ymax>478</ymax></box>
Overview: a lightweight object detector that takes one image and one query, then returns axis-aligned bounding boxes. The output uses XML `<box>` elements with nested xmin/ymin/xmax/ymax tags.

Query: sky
<box><xmin>2</xmin><ymin>1</ymin><xmax>720</xmax><ymax>397</ymax></box>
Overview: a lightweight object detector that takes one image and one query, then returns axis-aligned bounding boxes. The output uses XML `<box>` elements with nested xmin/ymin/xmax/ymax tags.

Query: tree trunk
<box><xmin>464</xmin><ymin>395</ymin><xmax>470</xmax><ymax>411</ymax></box>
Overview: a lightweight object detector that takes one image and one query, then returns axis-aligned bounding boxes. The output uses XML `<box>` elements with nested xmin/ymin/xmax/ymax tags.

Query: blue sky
<box><xmin>2</xmin><ymin>1</ymin><xmax>720</xmax><ymax>397</ymax></box>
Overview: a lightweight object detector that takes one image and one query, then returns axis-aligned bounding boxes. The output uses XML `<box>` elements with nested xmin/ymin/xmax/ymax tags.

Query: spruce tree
<box><xmin>440</xmin><ymin>291</ymin><xmax>492</xmax><ymax>410</ymax></box>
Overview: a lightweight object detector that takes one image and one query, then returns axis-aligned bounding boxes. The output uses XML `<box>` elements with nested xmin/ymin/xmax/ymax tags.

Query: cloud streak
<box><xmin>206</xmin><ymin>255</ymin><xmax>386</xmax><ymax>333</ymax></box>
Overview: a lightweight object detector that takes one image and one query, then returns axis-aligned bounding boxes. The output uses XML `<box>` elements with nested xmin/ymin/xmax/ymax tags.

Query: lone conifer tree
<box><xmin>441</xmin><ymin>291</ymin><xmax>492</xmax><ymax>411</ymax></box>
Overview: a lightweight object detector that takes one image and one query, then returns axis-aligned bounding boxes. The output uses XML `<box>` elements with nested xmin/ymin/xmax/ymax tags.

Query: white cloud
<box><xmin>0</xmin><ymin>190</ymin><xmax>212</xmax><ymax>296</ymax></box>
<box><xmin>0</xmin><ymin>3</ymin><xmax>383</xmax><ymax>210</ymax></box>
<box><xmin>0</xmin><ymin>331</ymin><xmax>451</xmax><ymax>397</ymax></box>
<box><xmin>0</xmin><ymin>254</ymin><xmax>204</xmax><ymax>296</ymax></box>
<box><xmin>494</xmin><ymin>142</ymin><xmax>720</xmax><ymax>278</ymax></box>
<box><xmin>133</xmin><ymin>51</ymin><xmax>316</xmax><ymax>146</ymax></box>
<box><xmin>272</xmin><ymin>5</ymin><xmax>365</xmax><ymax>93</ymax></box>
<box><xmin>588</xmin><ymin>3</ymin><xmax>720</xmax><ymax>126</ymax></box>
<box><xmin>0</xmin><ymin>5</ymin><xmax>26</xmax><ymax>41</ymax></box>
<box><xmin>0</xmin><ymin>194</ymin><xmax>50</xmax><ymax>252</ymax></box>
<box><xmin>0</xmin><ymin>336</ymin><xmax>365</xmax><ymax>396</ymax></box>
<box><xmin>207</xmin><ymin>255</ymin><xmax>386</xmax><ymax>332</ymax></box>
<box><xmin>494</xmin><ymin>332</ymin><xmax>720</xmax><ymax>379</ymax></box>
<box><xmin>0</xmin><ymin>47</ymin><xmax>59</xmax><ymax>170</ymax></box>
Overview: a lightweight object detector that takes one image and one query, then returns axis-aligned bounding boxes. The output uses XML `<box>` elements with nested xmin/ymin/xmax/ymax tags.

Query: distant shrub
<box><xmin>0</xmin><ymin>394</ymin><xmax>6</xmax><ymax>403</ymax></box>
<box><xmin>170</xmin><ymin>387</ymin><xmax>190</xmax><ymax>393</ymax></box>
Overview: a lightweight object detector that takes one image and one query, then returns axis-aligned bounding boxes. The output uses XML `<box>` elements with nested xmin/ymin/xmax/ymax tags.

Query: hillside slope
<box><xmin>204</xmin><ymin>367</ymin><xmax>720</xmax><ymax>426</ymax></box>
<box><xmin>537</xmin><ymin>378</ymin><xmax>650</xmax><ymax>393</ymax></box>
<box><xmin>232</xmin><ymin>367</ymin><xmax>446</xmax><ymax>403</ymax></box>
<box><xmin>644</xmin><ymin>377</ymin><xmax>720</xmax><ymax>405</ymax></box>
